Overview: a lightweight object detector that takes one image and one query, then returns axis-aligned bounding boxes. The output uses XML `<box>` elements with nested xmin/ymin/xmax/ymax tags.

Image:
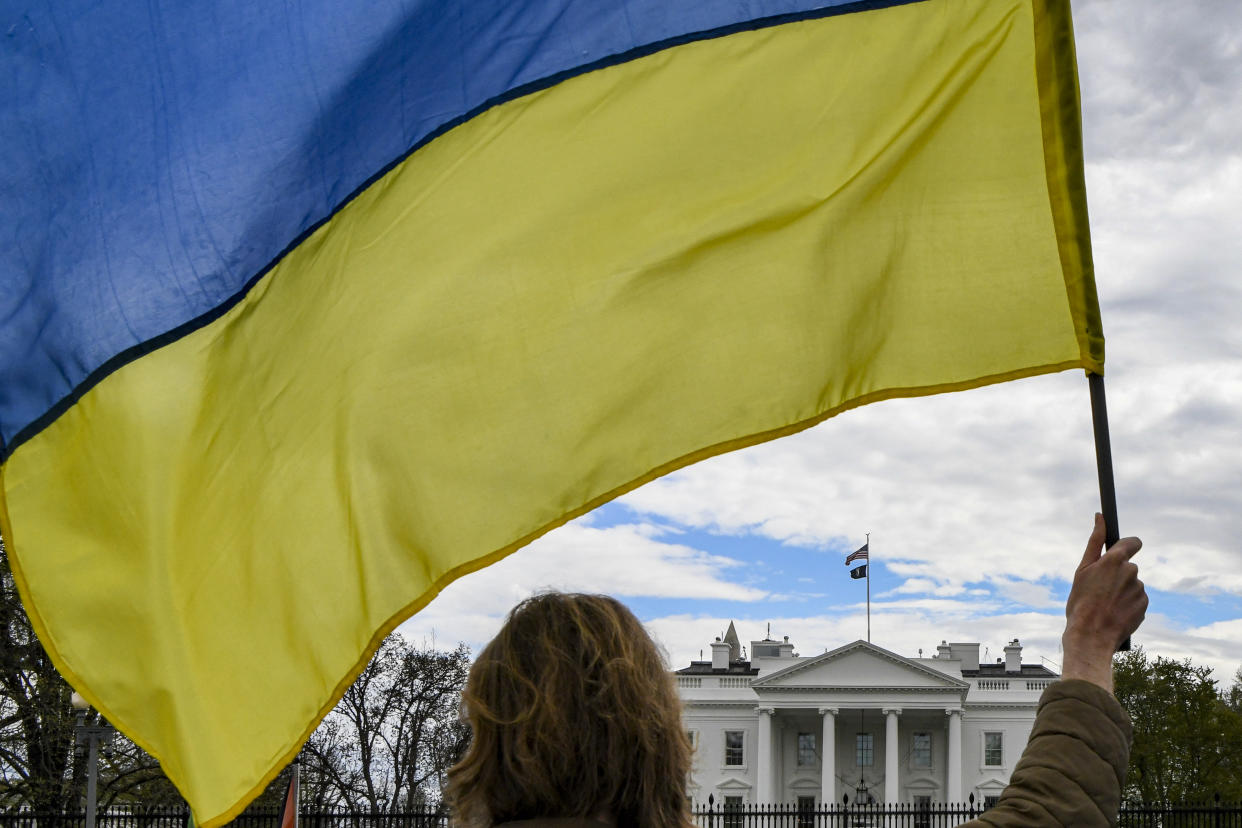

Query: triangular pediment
<box><xmin>717</xmin><ymin>776</ymin><xmax>752</xmax><ymax>791</ymax></box>
<box><xmin>752</xmin><ymin>640</ymin><xmax>968</xmax><ymax>690</ymax></box>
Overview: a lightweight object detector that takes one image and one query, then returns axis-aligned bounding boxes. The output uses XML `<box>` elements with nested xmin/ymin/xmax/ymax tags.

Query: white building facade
<box><xmin>675</xmin><ymin>625</ymin><xmax>1057</xmax><ymax>809</ymax></box>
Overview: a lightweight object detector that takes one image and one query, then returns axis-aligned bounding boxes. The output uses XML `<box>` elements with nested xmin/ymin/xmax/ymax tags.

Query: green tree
<box><xmin>1225</xmin><ymin>667</ymin><xmax>1242</xmax><ymax>716</ymax></box>
<box><xmin>1113</xmin><ymin>647</ymin><xmax>1242</xmax><ymax>803</ymax></box>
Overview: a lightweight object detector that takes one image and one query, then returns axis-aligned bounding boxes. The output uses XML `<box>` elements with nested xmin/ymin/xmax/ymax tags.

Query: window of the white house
<box><xmin>856</xmin><ymin>733</ymin><xmax>873</xmax><ymax>767</ymax></box>
<box><xmin>984</xmin><ymin>732</ymin><xmax>1004</xmax><ymax>767</ymax></box>
<box><xmin>984</xmin><ymin>795</ymin><xmax>1001</xmax><ymax>809</ymax></box>
<box><xmin>912</xmin><ymin>732</ymin><xmax>932</xmax><ymax>767</ymax></box>
<box><xmin>797</xmin><ymin>732</ymin><xmax>817</xmax><ymax>766</ymax></box>
<box><xmin>687</xmin><ymin>730</ymin><xmax>698</xmax><ymax>751</ymax></box>
<box><xmin>725</xmin><ymin>730</ymin><xmax>745</xmax><ymax>766</ymax></box>
<box><xmin>723</xmin><ymin>795</ymin><xmax>744</xmax><ymax>828</ymax></box>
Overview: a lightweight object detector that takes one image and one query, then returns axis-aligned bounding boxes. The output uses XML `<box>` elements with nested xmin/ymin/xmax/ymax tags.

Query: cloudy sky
<box><xmin>401</xmin><ymin>0</ymin><xmax>1242</xmax><ymax>683</ymax></box>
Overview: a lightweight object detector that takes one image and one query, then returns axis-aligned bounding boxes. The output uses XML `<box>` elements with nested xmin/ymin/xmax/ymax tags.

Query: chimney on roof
<box><xmin>936</xmin><ymin>641</ymin><xmax>952</xmax><ymax>660</ymax></box>
<box><xmin>1004</xmin><ymin>638</ymin><xmax>1023</xmax><ymax>674</ymax></box>
<box><xmin>949</xmin><ymin>642</ymin><xmax>980</xmax><ymax>671</ymax></box>
<box><xmin>711</xmin><ymin>637</ymin><xmax>731</xmax><ymax>670</ymax></box>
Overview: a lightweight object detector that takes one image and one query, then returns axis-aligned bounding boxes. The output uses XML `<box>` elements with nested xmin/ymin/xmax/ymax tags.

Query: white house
<box><xmin>675</xmin><ymin>623</ymin><xmax>1057</xmax><ymax>809</ymax></box>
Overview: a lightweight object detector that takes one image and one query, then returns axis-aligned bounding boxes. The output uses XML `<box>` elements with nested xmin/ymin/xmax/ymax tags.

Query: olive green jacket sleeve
<box><xmin>963</xmin><ymin>679</ymin><xmax>1132</xmax><ymax>828</ymax></box>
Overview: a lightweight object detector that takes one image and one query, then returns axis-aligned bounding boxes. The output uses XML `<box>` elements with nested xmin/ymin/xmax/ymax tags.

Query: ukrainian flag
<box><xmin>0</xmin><ymin>0</ymin><xmax>1100</xmax><ymax>823</ymax></box>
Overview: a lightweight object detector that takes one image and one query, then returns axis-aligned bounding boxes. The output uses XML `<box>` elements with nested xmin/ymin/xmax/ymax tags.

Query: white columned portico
<box><xmin>757</xmin><ymin>706</ymin><xmax>775</xmax><ymax>802</ymax></box>
<box><xmin>818</xmin><ymin>707</ymin><xmax>837</xmax><ymax>806</ymax></box>
<box><xmin>946</xmin><ymin>708</ymin><xmax>963</xmax><ymax>803</ymax></box>
<box><xmin>883</xmin><ymin>708</ymin><xmax>901</xmax><ymax>804</ymax></box>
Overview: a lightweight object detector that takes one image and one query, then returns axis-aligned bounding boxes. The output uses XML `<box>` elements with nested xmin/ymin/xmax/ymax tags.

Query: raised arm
<box><xmin>962</xmin><ymin>514</ymin><xmax>1148</xmax><ymax>828</ymax></box>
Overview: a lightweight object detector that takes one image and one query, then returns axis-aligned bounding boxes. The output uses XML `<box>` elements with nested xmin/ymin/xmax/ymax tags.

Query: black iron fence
<box><xmin>694</xmin><ymin>801</ymin><xmax>974</xmax><ymax>828</ymax></box>
<box><xmin>1118</xmin><ymin>800</ymin><xmax>1242</xmax><ymax>828</ymax></box>
<box><xmin>688</xmin><ymin>800</ymin><xmax>1242</xmax><ymax>828</ymax></box>
<box><xmin>3</xmin><ymin>801</ymin><xmax>1242</xmax><ymax>828</ymax></box>
<box><xmin>0</xmin><ymin>810</ymin><xmax>449</xmax><ymax>828</ymax></box>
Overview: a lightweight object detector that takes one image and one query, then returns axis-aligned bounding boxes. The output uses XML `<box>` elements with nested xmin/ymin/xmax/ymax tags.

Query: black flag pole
<box><xmin>1087</xmin><ymin>372</ymin><xmax>1130</xmax><ymax>652</ymax></box>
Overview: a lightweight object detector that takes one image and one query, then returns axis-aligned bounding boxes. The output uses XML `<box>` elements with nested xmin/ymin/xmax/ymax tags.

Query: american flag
<box><xmin>845</xmin><ymin>542</ymin><xmax>869</xmax><ymax>566</ymax></box>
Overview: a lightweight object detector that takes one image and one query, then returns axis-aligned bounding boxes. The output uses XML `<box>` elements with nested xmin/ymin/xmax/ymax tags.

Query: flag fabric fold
<box><xmin>0</xmin><ymin>0</ymin><xmax>1100</xmax><ymax>823</ymax></box>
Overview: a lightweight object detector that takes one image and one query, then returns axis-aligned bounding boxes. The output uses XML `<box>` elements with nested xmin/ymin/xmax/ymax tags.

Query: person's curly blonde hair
<box><xmin>446</xmin><ymin>592</ymin><xmax>693</xmax><ymax>828</ymax></box>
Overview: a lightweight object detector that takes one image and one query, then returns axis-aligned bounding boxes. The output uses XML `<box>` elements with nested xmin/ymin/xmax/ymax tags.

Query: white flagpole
<box><xmin>865</xmin><ymin>532</ymin><xmax>871</xmax><ymax>643</ymax></box>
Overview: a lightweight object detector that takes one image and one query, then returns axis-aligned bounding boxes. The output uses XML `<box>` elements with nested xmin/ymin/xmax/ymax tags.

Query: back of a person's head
<box><xmin>447</xmin><ymin>592</ymin><xmax>692</xmax><ymax>828</ymax></box>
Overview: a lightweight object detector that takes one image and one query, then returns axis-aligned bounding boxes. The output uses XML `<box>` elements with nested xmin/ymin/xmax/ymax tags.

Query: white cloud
<box><xmin>986</xmin><ymin>578</ymin><xmax>1063</xmax><ymax>611</ymax></box>
<box><xmin>620</xmin><ymin>375</ymin><xmax>1108</xmax><ymax>586</ymax></box>
<box><xmin>397</xmin><ymin>520</ymin><xmax>766</xmax><ymax>648</ymax></box>
<box><xmin>881</xmin><ymin>578</ymin><xmax>968</xmax><ymax>598</ymax></box>
<box><xmin>1110</xmin><ymin>614</ymin><xmax>1242</xmax><ymax>684</ymax></box>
